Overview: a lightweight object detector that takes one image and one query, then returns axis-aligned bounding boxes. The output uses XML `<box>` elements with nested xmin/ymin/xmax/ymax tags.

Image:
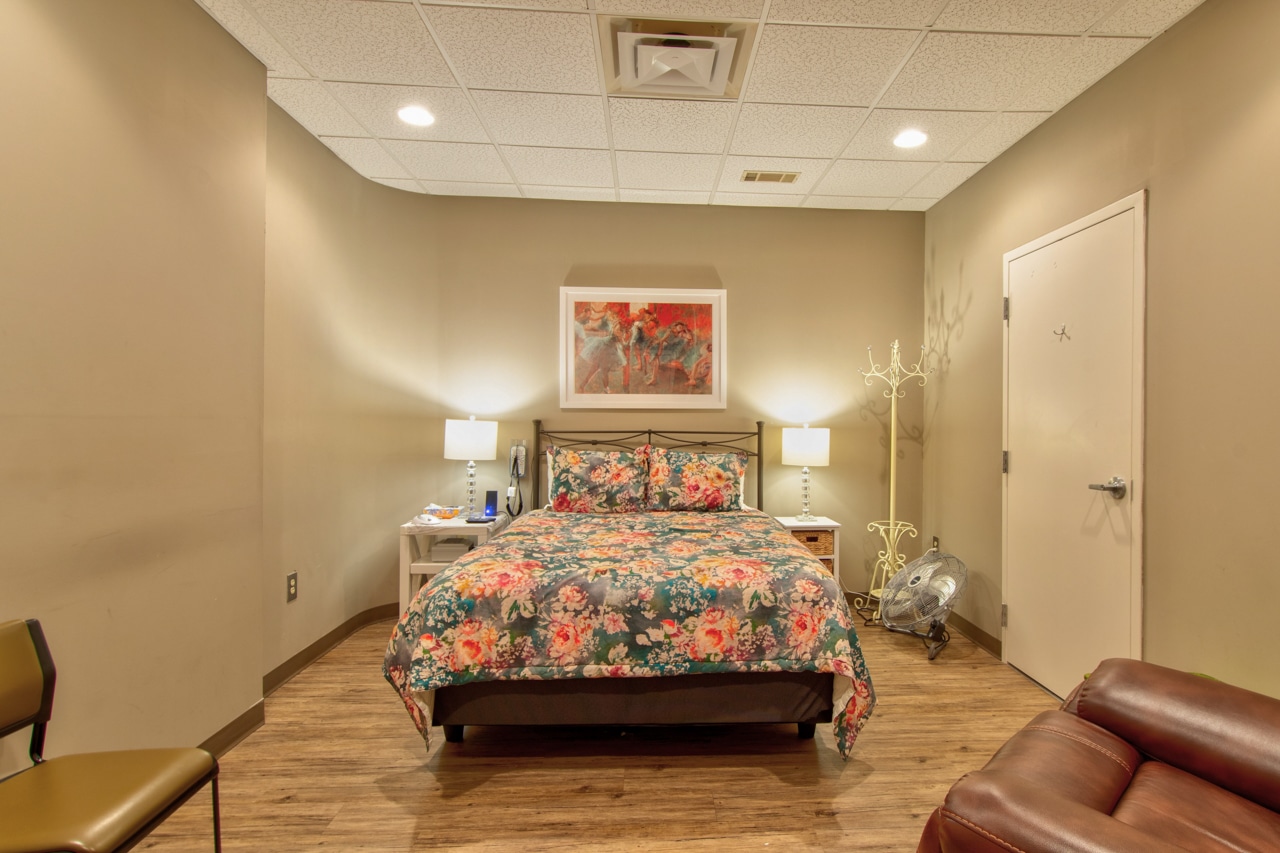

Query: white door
<box><xmin>1003</xmin><ymin>192</ymin><xmax>1145</xmax><ymax>698</ymax></box>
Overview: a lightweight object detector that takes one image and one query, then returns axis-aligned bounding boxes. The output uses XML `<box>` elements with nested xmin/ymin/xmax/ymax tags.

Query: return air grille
<box><xmin>741</xmin><ymin>170</ymin><xmax>799</xmax><ymax>183</ymax></box>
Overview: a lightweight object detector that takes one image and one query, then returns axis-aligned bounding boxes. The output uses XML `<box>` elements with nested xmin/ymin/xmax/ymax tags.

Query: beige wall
<box><xmin>923</xmin><ymin>0</ymin><xmax>1280</xmax><ymax>695</ymax></box>
<box><xmin>0</xmin><ymin>0</ymin><xmax>265</xmax><ymax>763</ymax></box>
<box><xmin>430</xmin><ymin>199</ymin><xmax>925</xmax><ymax>591</ymax></box>
<box><xmin>261</xmin><ymin>104</ymin><xmax>441</xmax><ymax>672</ymax></box>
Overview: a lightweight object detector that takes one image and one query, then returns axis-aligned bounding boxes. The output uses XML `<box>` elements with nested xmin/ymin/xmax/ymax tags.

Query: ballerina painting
<box><xmin>560</xmin><ymin>288</ymin><xmax>726</xmax><ymax>409</ymax></box>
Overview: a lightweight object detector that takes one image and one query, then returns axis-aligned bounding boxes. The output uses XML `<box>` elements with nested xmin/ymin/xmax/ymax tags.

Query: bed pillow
<box><xmin>546</xmin><ymin>446</ymin><xmax>647</xmax><ymax>513</ymax></box>
<box><xmin>644</xmin><ymin>445</ymin><xmax>746</xmax><ymax>512</ymax></box>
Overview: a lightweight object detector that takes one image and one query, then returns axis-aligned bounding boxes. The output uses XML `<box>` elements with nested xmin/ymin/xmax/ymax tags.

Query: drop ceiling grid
<box><xmin>193</xmin><ymin>0</ymin><xmax>1207</xmax><ymax>209</ymax></box>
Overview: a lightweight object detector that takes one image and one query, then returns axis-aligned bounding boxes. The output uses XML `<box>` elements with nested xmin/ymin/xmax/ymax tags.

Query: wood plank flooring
<box><xmin>142</xmin><ymin>620</ymin><xmax>1056</xmax><ymax>852</ymax></box>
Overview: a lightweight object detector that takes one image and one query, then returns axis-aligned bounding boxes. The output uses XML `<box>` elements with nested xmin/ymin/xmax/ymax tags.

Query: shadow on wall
<box><xmin>922</xmin><ymin>253</ymin><xmax>974</xmax><ymax>451</ymax></box>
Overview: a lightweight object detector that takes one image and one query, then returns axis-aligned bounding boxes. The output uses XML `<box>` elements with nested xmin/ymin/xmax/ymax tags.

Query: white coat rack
<box><xmin>853</xmin><ymin>339</ymin><xmax>930</xmax><ymax>622</ymax></box>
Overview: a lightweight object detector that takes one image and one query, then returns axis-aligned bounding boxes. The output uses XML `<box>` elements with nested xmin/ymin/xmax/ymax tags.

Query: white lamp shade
<box><xmin>782</xmin><ymin>426</ymin><xmax>830</xmax><ymax>467</ymax></box>
<box><xmin>444</xmin><ymin>417</ymin><xmax>498</xmax><ymax>460</ymax></box>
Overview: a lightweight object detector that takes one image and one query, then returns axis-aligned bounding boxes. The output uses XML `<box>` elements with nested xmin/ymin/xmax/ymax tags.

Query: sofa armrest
<box><xmin>1072</xmin><ymin>658</ymin><xmax>1280</xmax><ymax>812</ymax></box>
<box><xmin>933</xmin><ymin>770</ymin><xmax>1188</xmax><ymax>853</ymax></box>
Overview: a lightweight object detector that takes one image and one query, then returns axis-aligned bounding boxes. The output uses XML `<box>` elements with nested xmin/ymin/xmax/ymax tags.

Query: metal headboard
<box><xmin>532</xmin><ymin>419</ymin><xmax>765</xmax><ymax>511</ymax></box>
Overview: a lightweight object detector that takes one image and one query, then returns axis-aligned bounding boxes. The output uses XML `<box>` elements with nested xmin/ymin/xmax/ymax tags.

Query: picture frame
<box><xmin>559</xmin><ymin>287</ymin><xmax>727</xmax><ymax>409</ymax></box>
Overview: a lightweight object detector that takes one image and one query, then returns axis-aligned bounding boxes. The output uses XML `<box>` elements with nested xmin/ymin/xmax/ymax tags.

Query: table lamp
<box><xmin>782</xmin><ymin>424</ymin><xmax>829</xmax><ymax>522</ymax></box>
<box><xmin>444</xmin><ymin>416</ymin><xmax>498</xmax><ymax>519</ymax></box>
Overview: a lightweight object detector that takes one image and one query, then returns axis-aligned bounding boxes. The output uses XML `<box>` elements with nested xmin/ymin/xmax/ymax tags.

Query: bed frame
<box><xmin>433</xmin><ymin>419</ymin><xmax>834</xmax><ymax>744</ymax></box>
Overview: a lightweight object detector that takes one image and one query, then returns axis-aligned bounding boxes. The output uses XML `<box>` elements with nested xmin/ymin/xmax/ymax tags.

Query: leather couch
<box><xmin>917</xmin><ymin>657</ymin><xmax>1280</xmax><ymax>852</ymax></box>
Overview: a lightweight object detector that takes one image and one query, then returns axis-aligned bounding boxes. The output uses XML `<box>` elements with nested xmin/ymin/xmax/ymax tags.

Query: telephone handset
<box><xmin>509</xmin><ymin>442</ymin><xmax>527</xmax><ymax>478</ymax></box>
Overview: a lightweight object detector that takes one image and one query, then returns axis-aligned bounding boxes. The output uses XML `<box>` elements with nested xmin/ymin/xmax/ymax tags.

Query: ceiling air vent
<box><xmin>742</xmin><ymin>171</ymin><xmax>799</xmax><ymax>183</ymax></box>
<box><xmin>598</xmin><ymin>16</ymin><xmax>758</xmax><ymax>100</ymax></box>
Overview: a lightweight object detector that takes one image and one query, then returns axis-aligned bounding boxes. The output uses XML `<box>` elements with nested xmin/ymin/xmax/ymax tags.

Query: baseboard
<box><xmin>948</xmin><ymin>612</ymin><xmax>1001</xmax><ymax>659</ymax></box>
<box><xmin>201</xmin><ymin>700</ymin><xmax>264</xmax><ymax>758</ymax></box>
<box><xmin>262</xmin><ymin>603</ymin><xmax>399</xmax><ymax>697</ymax></box>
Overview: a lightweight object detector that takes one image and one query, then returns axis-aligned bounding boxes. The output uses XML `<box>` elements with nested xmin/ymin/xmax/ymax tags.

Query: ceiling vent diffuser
<box><xmin>742</xmin><ymin>171</ymin><xmax>799</xmax><ymax>183</ymax></box>
<box><xmin>598</xmin><ymin>16</ymin><xmax>758</xmax><ymax>100</ymax></box>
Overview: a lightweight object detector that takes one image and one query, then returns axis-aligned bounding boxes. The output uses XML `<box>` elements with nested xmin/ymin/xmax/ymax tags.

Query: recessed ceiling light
<box><xmin>397</xmin><ymin>105</ymin><xmax>435</xmax><ymax>127</ymax></box>
<box><xmin>893</xmin><ymin>129</ymin><xmax>928</xmax><ymax>149</ymax></box>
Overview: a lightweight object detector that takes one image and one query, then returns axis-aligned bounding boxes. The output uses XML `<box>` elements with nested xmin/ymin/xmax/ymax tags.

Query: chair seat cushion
<box><xmin>1112</xmin><ymin>761</ymin><xmax>1280</xmax><ymax>852</ymax></box>
<box><xmin>0</xmin><ymin>748</ymin><xmax>215</xmax><ymax>853</ymax></box>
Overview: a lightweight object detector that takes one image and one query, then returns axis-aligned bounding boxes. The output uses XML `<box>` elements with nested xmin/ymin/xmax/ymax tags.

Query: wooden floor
<box><xmin>143</xmin><ymin>620</ymin><xmax>1055</xmax><ymax>852</ymax></box>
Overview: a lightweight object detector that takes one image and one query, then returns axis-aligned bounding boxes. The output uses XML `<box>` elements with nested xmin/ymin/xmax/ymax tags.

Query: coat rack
<box><xmin>854</xmin><ymin>339</ymin><xmax>930</xmax><ymax>622</ymax></box>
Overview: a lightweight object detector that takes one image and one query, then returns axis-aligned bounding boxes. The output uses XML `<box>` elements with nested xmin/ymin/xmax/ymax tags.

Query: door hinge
<box><xmin>1002</xmin><ymin>450</ymin><xmax>1008</xmax><ymax>473</ymax></box>
<box><xmin>1001</xmin><ymin>604</ymin><xmax>1008</xmax><ymax>628</ymax></box>
<box><xmin>1003</xmin><ymin>296</ymin><xmax>1009</xmax><ymax>321</ymax></box>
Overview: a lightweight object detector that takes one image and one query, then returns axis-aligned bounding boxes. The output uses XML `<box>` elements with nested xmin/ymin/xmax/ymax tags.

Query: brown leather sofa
<box><xmin>917</xmin><ymin>657</ymin><xmax>1280</xmax><ymax>852</ymax></box>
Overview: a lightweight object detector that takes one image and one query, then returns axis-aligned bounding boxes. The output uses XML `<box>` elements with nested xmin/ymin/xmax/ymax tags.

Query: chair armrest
<box><xmin>1072</xmin><ymin>658</ymin><xmax>1280</xmax><ymax>812</ymax></box>
<box><xmin>933</xmin><ymin>770</ymin><xmax>1188</xmax><ymax>853</ymax></box>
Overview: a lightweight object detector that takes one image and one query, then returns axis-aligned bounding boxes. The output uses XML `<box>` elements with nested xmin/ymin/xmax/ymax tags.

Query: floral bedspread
<box><xmin>383</xmin><ymin>509</ymin><xmax>875</xmax><ymax>757</ymax></box>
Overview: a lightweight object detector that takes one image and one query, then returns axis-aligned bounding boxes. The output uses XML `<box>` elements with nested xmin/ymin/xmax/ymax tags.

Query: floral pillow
<box><xmin>644</xmin><ymin>446</ymin><xmax>746</xmax><ymax>512</ymax></box>
<box><xmin>547</xmin><ymin>446</ymin><xmax>647</xmax><ymax>513</ymax></box>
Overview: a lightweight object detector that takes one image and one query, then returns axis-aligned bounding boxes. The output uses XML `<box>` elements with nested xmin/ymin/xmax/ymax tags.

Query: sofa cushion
<box><xmin>1074</xmin><ymin>659</ymin><xmax>1280</xmax><ymax>812</ymax></box>
<box><xmin>1111</xmin><ymin>761</ymin><xmax>1280</xmax><ymax>852</ymax></box>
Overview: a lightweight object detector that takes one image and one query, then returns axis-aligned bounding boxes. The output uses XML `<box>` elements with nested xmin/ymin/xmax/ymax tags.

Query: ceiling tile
<box><xmin>714</xmin><ymin>193</ymin><xmax>805</xmax><ymax>207</ymax></box>
<box><xmin>731</xmin><ymin>104</ymin><xmax>866</xmax><ymax>158</ymax></box>
<box><xmin>948</xmin><ymin>112</ymin><xmax>1050</xmax><ymax>160</ymax></box>
<box><xmin>1003</xmin><ymin>36</ymin><xmax>1147</xmax><ymax>111</ymax></box>
<box><xmin>609</xmin><ymin>98</ymin><xmax>736</xmax><ymax>154</ymax></box>
<box><xmin>1092</xmin><ymin>0</ymin><xmax>1205</xmax><ymax>37</ymax></box>
<box><xmin>595</xmin><ymin>0</ymin><xmax>763</xmax><ymax>15</ymax></box>
<box><xmin>327</xmin><ymin>83</ymin><xmax>488</xmax><ymax>141</ymax></box>
<box><xmin>424</xmin><ymin>6</ymin><xmax>599</xmax><ymax>94</ymax></box>
<box><xmin>523</xmin><ymin>186</ymin><xmax>617</xmax><ymax>201</ymax></box>
<box><xmin>268</xmin><ymin>78</ymin><xmax>366</xmax><ymax>136</ymax></box>
<box><xmin>450</xmin><ymin>0</ymin><xmax>587</xmax><ymax>9</ymax></box>
<box><xmin>381</xmin><ymin>140</ymin><xmax>511</xmax><ymax>182</ymax></box>
<box><xmin>908</xmin><ymin>162</ymin><xmax>984</xmax><ymax>197</ymax></box>
<box><xmin>815</xmin><ymin>160</ymin><xmax>934</xmax><ymax>196</ymax></box>
<box><xmin>422</xmin><ymin>181</ymin><xmax>523</xmax><ymax>197</ymax></box>
<box><xmin>246</xmin><ymin>0</ymin><xmax>455</xmax><ymax>85</ymax></box>
<box><xmin>198</xmin><ymin>0</ymin><xmax>309</xmax><ymax>76</ymax></box>
<box><xmin>891</xmin><ymin>197</ymin><xmax>938</xmax><ymax>210</ymax></box>
<box><xmin>803</xmin><ymin>196</ymin><xmax>895</xmax><ymax>210</ymax></box>
<box><xmin>371</xmin><ymin>178</ymin><xmax>425</xmax><ymax>192</ymax></box>
<box><xmin>619</xmin><ymin>189</ymin><xmax>712</xmax><ymax>204</ymax></box>
<box><xmin>470</xmin><ymin>91</ymin><xmax>607</xmax><ymax>148</ymax></box>
<box><xmin>746</xmin><ymin>25</ymin><xmax>919</xmax><ymax>106</ymax></box>
<box><xmin>615</xmin><ymin>152</ymin><xmax>721</xmax><ymax>191</ymax></box>
<box><xmin>319</xmin><ymin>137</ymin><xmax>412</xmax><ymax>178</ymax></box>
<box><xmin>932</xmin><ymin>0</ymin><xmax>1118</xmax><ymax>34</ymax></box>
<box><xmin>879</xmin><ymin>32</ymin><xmax>1077</xmax><ymax>111</ymax></box>
<box><xmin>767</xmin><ymin>0</ymin><xmax>948</xmax><ymax>27</ymax></box>
<box><xmin>842</xmin><ymin>109</ymin><xmax>992</xmax><ymax>161</ymax></box>
<box><xmin>717</xmin><ymin>155</ymin><xmax>828</xmax><ymax>193</ymax></box>
<box><xmin>502</xmin><ymin>147</ymin><xmax>614</xmax><ymax>187</ymax></box>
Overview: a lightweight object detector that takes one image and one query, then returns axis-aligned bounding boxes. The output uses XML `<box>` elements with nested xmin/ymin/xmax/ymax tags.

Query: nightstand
<box><xmin>398</xmin><ymin>514</ymin><xmax>509</xmax><ymax>614</ymax></box>
<box><xmin>774</xmin><ymin>516</ymin><xmax>841</xmax><ymax>587</ymax></box>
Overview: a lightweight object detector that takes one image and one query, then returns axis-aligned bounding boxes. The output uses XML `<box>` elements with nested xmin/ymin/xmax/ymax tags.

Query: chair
<box><xmin>0</xmin><ymin>619</ymin><xmax>221</xmax><ymax>853</ymax></box>
<box><xmin>917</xmin><ymin>657</ymin><xmax>1280</xmax><ymax>852</ymax></box>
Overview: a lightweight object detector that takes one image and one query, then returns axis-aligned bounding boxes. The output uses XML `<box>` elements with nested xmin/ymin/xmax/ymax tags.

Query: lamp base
<box><xmin>795</xmin><ymin>465</ymin><xmax>817</xmax><ymax>522</ymax></box>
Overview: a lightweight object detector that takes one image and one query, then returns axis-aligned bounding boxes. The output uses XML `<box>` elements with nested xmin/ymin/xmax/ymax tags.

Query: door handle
<box><xmin>1088</xmin><ymin>476</ymin><xmax>1127</xmax><ymax>499</ymax></box>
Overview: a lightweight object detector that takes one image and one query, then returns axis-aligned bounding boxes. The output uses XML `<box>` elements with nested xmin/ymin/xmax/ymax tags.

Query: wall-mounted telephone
<box><xmin>509</xmin><ymin>440</ymin><xmax>527</xmax><ymax>479</ymax></box>
<box><xmin>507</xmin><ymin>439</ymin><xmax>527</xmax><ymax>517</ymax></box>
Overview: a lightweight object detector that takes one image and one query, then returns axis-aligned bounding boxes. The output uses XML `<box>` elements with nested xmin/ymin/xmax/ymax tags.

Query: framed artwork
<box><xmin>559</xmin><ymin>287</ymin><xmax>727</xmax><ymax>409</ymax></box>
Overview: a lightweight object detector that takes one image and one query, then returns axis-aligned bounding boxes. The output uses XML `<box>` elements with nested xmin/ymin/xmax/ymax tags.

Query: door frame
<box><xmin>1001</xmin><ymin>189</ymin><xmax>1147</xmax><ymax>664</ymax></box>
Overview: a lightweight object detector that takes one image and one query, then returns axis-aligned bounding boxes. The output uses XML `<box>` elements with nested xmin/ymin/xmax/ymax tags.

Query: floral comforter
<box><xmin>383</xmin><ymin>509</ymin><xmax>875</xmax><ymax>757</ymax></box>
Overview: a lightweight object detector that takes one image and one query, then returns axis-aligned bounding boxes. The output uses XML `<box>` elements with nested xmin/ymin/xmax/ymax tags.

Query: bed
<box><xmin>383</xmin><ymin>422</ymin><xmax>876</xmax><ymax>757</ymax></box>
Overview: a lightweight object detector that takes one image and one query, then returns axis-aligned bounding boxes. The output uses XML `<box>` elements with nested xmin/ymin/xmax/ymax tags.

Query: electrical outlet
<box><xmin>286</xmin><ymin>571</ymin><xmax>298</xmax><ymax>602</ymax></box>
<box><xmin>932</xmin><ymin>536</ymin><xmax>940</xmax><ymax>551</ymax></box>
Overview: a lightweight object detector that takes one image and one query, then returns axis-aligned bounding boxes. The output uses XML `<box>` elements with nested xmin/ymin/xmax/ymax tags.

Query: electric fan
<box><xmin>879</xmin><ymin>550</ymin><xmax>968</xmax><ymax>660</ymax></box>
